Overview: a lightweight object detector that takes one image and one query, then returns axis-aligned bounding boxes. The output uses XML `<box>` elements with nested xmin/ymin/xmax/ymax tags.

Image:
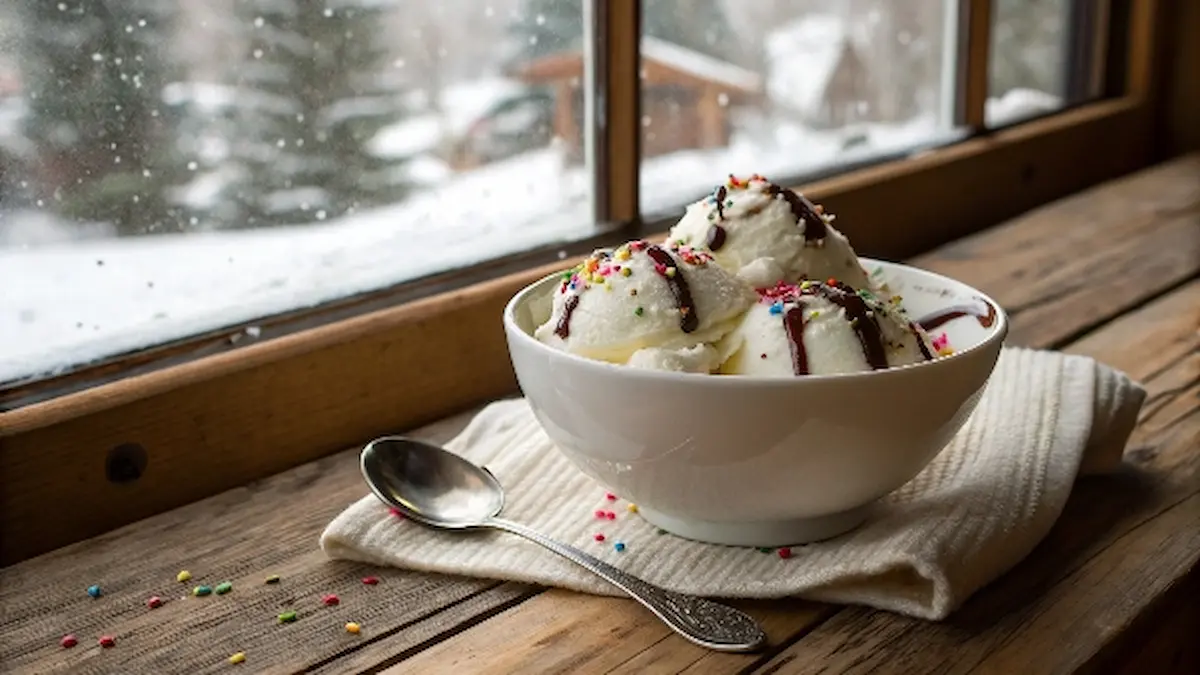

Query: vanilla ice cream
<box><xmin>667</xmin><ymin>174</ymin><xmax>871</xmax><ymax>290</ymax></box>
<box><xmin>534</xmin><ymin>240</ymin><xmax>755</xmax><ymax>365</ymax></box>
<box><xmin>719</xmin><ymin>280</ymin><xmax>936</xmax><ymax>377</ymax></box>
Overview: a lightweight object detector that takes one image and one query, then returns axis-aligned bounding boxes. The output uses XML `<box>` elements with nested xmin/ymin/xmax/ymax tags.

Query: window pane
<box><xmin>986</xmin><ymin>0</ymin><xmax>1071</xmax><ymax>126</ymax></box>
<box><xmin>0</xmin><ymin>0</ymin><xmax>591</xmax><ymax>385</ymax></box>
<box><xmin>638</xmin><ymin>0</ymin><xmax>960</xmax><ymax>216</ymax></box>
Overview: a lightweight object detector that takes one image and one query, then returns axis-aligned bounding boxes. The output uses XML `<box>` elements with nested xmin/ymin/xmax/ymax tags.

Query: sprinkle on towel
<box><xmin>60</xmin><ymin>635</ymin><xmax>77</xmax><ymax>649</ymax></box>
<box><xmin>322</xmin><ymin>594</ymin><xmax>340</xmax><ymax>606</ymax></box>
<box><xmin>778</xmin><ymin>547</ymin><xmax>793</xmax><ymax>559</ymax></box>
<box><xmin>86</xmin><ymin>585</ymin><xmax>101</xmax><ymax>598</ymax></box>
<box><xmin>626</xmin><ymin>504</ymin><xmax>638</xmax><ymax>513</ymax></box>
<box><xmin>345</xmin><ymin>622</ymin><xmax>361</xmax><ymax>634</ymax></box>
<box><xmin>605</xmin><ymin>492</ymin><xmax>617</xmax><ymax>501</ymax></box>
<box><xmin>193</xmin><ymin>585</ymin><xmax>212</xmax><ymax>597</ymax></box>
<box><xmin>265</xmin><ymin>574</ymin><xmax>281</xmax><ymax>584</ymax></box>
<box><xmin>214</xmin><ymin>582</ymin><xmax>233</xmax><ymax>595</ymax></box>
<box><xmin>388</xmin><ymin>507</ymin><xmax>406</xmax><ymax>519</ymax></box>
<box><xmin>278</xmin><ymin>611</ymin><xmax>297</xmax><ymax>623</ymax></box>
<box><xmin>593</xmin><ymin>533</ymin><xmax>606</xmax><ymax>542</ymax></box>
<box><xmin>614</xmin><ymin>542</ymin><xmax>626</xmax><ymax>552</ymax></box>
<box><xmin>147</xmin><ymin>596</ymin><xmax>163</xmax><ymax>609</ymax></box>
<box><xmin>594</xmin><ymin>509</ymin><xmax>607</xmax><ymax>519</ymax></box>
<box><xmin>176</xmin><ymin>570</ymin><xmax>192</xmax><ymax>583</ymax></box>
<box><xmin>229</xmin><ymin>652</ymin><xmax>246</xmax><ymax>664</ymax></box>
<box><xmin>98</xmin><ymin>635</ymin><xmax>116</xmax><ymax>648</ymax></box>
<box><xmin>361</xmin><ymin>576</ymin><xmax>380</xmax><ymax>585</ymax></box>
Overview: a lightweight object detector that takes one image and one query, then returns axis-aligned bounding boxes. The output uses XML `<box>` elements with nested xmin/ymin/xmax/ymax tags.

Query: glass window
<box><xmin>987</xmin><ymin>0</ymin><xmax>1071</xmax><ymax>126</ymax></box>
<box><xmin>637</xmin><ymin>0</ymin><xmax>961</xmax><ymax>216</ymax></box>
<box><xmin>0</xmin><ymin>0</ymin><xmax>591</xmax><ymax>384</ymax></box>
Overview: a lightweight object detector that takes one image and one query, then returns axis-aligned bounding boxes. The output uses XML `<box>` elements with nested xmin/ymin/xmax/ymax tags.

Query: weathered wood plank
<box><xmin>748</xmin><ymin>280</ymin><xmax>1200</xmax><ymax>675</ymax></box>
<box><xmin>0</xmin><ymin>409</ymin><xmax>504</xmax><ymax>675</ymax></box>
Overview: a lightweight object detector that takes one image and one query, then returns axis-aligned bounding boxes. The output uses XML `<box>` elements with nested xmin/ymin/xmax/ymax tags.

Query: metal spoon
<box><xmin>359</xmin><ymin>436</ymin><xmax>768</xmax><ymax>653</ymax></box>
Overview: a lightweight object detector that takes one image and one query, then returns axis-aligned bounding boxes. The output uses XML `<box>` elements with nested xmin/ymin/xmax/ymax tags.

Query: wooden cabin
<box><xmin>510</xmin><ymin>37</ymin><xmax>763</xmax><ymax>161</ymax></box>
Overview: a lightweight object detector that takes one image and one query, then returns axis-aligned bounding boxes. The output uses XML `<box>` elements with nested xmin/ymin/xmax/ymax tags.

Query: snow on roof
<box><xmin>640</xmin><ymin>36</ymin><xmax>761</xmax><ymax>93</ymax></box>
<box><xmin>766</xmin><ymin>14</ymin><xmax>861</xmax><ymax>116</ymax></box>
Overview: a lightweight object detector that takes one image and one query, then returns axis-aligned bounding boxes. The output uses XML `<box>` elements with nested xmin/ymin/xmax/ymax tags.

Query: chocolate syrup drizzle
<box><xmin>706</xmin><ymin>224</ymin><xmax>727</xmax><ymax>251</ymax></box>
<box><xmin>911</xmin><ymin>322</ymin><xmax>935</xmax><ymax>361</ymax></box>
<box><xmin>553</xmin><ymin>294</ymin><xmax>580</xmax><ymax>339</ymax></box>
<box><xmin>783</xmin><ymin>307</ymin><xmax>809</xmax><ymax>375</ymax></box>
<box><xmin>767</xmin><ymin>184</ymin><xmax>828</xmax><ymax>242</ymax></box>
<box><xmin>916</xmin><ymin>298</ymin><xmax>997</xmax><ymax>331</ymax></box>
<box><xmin>779</xmin><ymin>281</ymin><xmax>907</xmax><ymax>373</ymax></box>
<box><xmin>646</xmin><ymin>245</ymin><xmax>699</xmax><ymax>333</ymax></box>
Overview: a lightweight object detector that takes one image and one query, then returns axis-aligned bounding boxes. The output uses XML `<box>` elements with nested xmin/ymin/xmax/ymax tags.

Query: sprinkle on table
<box><xmin>60</xmin><ymin>634</ymin><xmax>77</xmax><ymax>649</ymax></box>
<box><xmin>605</xmin><ymin>511</ymin><xmax>616</xmax><ymax>520</ymax></box>
<box><xmin>278</xmin><ymin>611</ymin><xmax>297</xmax><ymax>623</ymax></box>
<box><xmin>229</xmin><ymin>652</ymin><xmax>246</xmax><ymax>664</ymax></box>
<box><xmin>147</xmin><ymin>596</ymin><xmax>164</xmax><ymax>609</ymax></box>
<box><xmin>593</xmin><ymin>509</ymin><xmax>606</xmax><ymax>519</ymax></box>
<box><xmin>361</xmin><ymin>576</ymin><xmax>380</xmax><ymax>585</ymax></box>
<box><xmin>214</xmin><ymin>582</ymin><xmax>233</xmax><ymax>595</ymax></box>
<box><xmin>626</xmin><ymin>504</ymin><xmax>638</xmax><ymax>513</ymax></box>
<box><xmin>176</xmin><ymin>570</ymin><xmax>192</xmax><ymax>583</ymax></box>
<box><xmin>605</xmin><ymin>492</ymin><xmax>617</xmax><ymax>501</ymax></box>
<box><xmin>322</xmin><ymin>594</ymin><xmax>340</xmax><ymax>606</ymax></box>
<box><xmin>193</xmin><ymin>585</ymin><xmax>213</xmax><ymax>597</ymax></box>
<box><xmin>614</xmin><ymin>542</ymin><xmax>626</xmax><ymax>552</ymax></box>
<box><xmin>345</xmin><ymin>622</ymin><xmax>361</xmax><ymax>634</ymax></box>
<box><xmin>593</xmin><ymin>533</ymin><xmax>606</xmax><ymax>542</ymax></box>
<box><xmin>265</xmin><ymin>574</ymin><xmax>281</xmax><ymax>584</ymax></box>
<box><xmin>86</xmin><ymin>585</ymin><xmax>101</xmax><ymax>598</ymax></box>
<box><xmin>98</xmin><ymin>635</ymin><xmax>116</xmax><ymax>648</ymax></box>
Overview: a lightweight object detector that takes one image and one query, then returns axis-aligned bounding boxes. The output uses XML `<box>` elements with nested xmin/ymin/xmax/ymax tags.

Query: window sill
<box><xmin>0</xmin><ymin>96</ymin><xmax>1167</xmax><ymax>566</ymax></box>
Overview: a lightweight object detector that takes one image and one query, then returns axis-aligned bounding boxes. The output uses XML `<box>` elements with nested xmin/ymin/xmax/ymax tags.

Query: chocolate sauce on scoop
<box><xmin>647</xmin><ymin>245</ymin><xmax>699</xmax><ymax>333</ymax></box>
<box><xmin>916</xmin><ymin>298</ymin><xmax>997</xmax><ymax>331</ymax></box>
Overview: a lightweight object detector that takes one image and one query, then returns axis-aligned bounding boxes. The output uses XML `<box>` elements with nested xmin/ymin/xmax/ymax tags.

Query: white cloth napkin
<box><xmin>320</xmin><ymin>347</ymin><xmax>1145</xmax><ymax>620</ymax></box>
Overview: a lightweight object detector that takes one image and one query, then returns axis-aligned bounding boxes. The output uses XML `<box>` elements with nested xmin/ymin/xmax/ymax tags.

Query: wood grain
<box><xmin>0</xmin><ymin>408</ymin><xmax>506</xmax><ymax>675</ymax></box>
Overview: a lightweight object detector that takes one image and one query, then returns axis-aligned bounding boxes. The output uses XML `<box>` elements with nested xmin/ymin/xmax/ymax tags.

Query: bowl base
<box><xmin>639</xmin><ymin>505</ymin><xmax>869</xmax><ymax>547</ymax></box>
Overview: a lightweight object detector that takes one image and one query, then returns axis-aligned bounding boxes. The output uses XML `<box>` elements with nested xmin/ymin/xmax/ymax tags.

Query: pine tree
<box><xmin>217</xmin><ymin>0</ymin><xmax>410</xmax><ymax>229</ymax></box>
<box><xmin>507</xmin><ymin>0</ymin><xmax>740</xmax><ymax>66</ymax></box>
<box><xmin>17</xmin><ymin>1</ymin><xmax>186</xmax><ymax>236</ymax></box>
<box><xmin>989</xmin><ymin>0</ymin><xmax>1066</xmax><ymax>97</ymax></box>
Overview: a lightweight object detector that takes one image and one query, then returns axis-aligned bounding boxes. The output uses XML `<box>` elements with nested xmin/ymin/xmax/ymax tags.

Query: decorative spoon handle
<box><xmin>487</xmin><ymin>518</ymin><xmax>767</xmax><ymax>652</ymax></box>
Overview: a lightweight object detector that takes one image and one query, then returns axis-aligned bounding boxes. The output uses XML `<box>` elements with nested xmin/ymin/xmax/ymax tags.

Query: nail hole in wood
<box><xmin>106</xmin><ymin>443</ymin><xmax>148</xmax><ymax>484</ymax></box>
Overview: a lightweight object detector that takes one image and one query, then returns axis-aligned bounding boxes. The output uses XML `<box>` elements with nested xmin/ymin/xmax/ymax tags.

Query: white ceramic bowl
<box><xmin>502</xmin><ymin>259</ymin><xmax>1008</xmax><ymax>546</ymax></box>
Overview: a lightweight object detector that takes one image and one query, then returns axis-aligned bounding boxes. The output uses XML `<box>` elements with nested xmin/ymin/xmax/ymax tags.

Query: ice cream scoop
<box><xmin>534</xmin><ymin>240</ymin><xmax>755</xmax><ymax>365</ymax></box>
<box><xmin>719</xmin><ymin>280</ymin><xmax>937</xmax><ymax>377</ymax></box>
<box><xmin>667</xmin><ymin>174</ymin><xmax>871</xmax><ymax>290</ymax></box>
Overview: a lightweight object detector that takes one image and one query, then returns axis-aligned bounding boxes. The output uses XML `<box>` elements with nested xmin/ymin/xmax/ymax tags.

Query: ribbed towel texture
<box><xmin>320</xmin><ymin>347</ymin><xmax>1145</xmax><ymax>620</ymax></box>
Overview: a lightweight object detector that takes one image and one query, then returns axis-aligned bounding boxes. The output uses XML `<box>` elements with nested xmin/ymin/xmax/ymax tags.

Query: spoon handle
<box><xmin>487</xmin><ymin>518</ymin><xmax>767</xmax><ymax>652</ymax></box>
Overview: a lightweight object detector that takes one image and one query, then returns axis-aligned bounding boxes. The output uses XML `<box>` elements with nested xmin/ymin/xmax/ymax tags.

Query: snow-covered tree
<box><xmin>215</xmin><ymin>0</ymin><xmax>411</xmax><ymax>229</ymax></box>
<box><xmin>989</xmin><ymin>0</ymin><xmax>1067</xmax><ymax>97</ymax></box>
<box><xmin>17</xmin><ymin>1</ymin><xmax>186</xmax><ymax>236</ymax></box>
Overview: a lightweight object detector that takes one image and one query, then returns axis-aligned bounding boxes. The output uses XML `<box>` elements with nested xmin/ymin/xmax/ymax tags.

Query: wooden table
<box><xmin>2</xmin><ymin>155</ymin><xmax>1197</xmax><ymax>675</ymax></box>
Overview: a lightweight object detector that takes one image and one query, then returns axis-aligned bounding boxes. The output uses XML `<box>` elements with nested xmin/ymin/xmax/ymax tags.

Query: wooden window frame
<box><xmin>0</xmin><ymin>0</ymin><xmax>1171</xmax><ymax>565</ymax></box>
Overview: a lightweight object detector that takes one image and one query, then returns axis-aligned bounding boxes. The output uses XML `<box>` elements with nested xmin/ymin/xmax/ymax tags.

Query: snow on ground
<box><xmin>0</xmin><ymin>146</ymin><xmax>587</xmax><ymax>381</ymax></box>
<box><xmin>1</xmin><ymin>78</ymin><xmax>1059</xmax><ymax>384</ymax></box>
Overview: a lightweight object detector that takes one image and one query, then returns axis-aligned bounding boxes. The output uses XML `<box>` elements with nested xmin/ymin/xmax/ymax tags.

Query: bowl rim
<box><xmin>502</xmin><ymin>257</ymin><xmax>1009</xmax><ymax>385</ymax></box>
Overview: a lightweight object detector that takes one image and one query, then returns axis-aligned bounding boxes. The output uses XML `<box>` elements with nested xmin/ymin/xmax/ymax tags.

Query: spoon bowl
<box><xmin>359</xmin><ymin>435</ymin><xmax>768</xmax><ymax>652</ymax></box>
<box><xmin>361</xmin><ymin>437</ymin><xmax>504</xmax><ymax>528</ymax></box>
